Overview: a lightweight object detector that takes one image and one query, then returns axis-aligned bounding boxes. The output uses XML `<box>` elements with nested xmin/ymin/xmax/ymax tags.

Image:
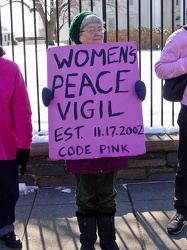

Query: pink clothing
<box><xmin>0</xmin><ymin>56</ymin><xmax>32</xmax><ymax>160</ymax></box>
<box><xmin>154</xmin><ymin>27</ymin><xmax>187</xmax><ymax>105</ymax></box>
<box><xmin>66</xmin><ymin>156</ymin><xmax>128</xmax><ymax>175</ymax></box>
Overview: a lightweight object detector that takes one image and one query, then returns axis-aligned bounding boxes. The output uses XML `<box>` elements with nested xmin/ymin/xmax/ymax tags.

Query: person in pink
<box><xmin>0</xmin><ymin>45</ymin><xmax>32</xmax><ymax>248</ymax></box>
<box><xmin>155</xmin><ymin>26</ymin><xmax>187</xmax><ymax>235</ymax></box>
<box><xmin>43</xmin><ymin>11</ymin><xmax>146</xmax><ymax>250</ymax></box>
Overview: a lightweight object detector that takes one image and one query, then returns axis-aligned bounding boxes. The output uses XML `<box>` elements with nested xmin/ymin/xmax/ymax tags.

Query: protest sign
<box><xmin>47</xmin><ymin>42</ymin><xmax>146</xmax><ymax>160</ymax></box>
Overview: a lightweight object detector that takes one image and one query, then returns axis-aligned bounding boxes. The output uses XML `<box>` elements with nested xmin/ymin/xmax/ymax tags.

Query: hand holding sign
<box><xmin>135</xmin><ymin>80</ymin><xmax>146</xmax><ymax>101</ymax></box>
<box><xmin>42</xmin><ymin>87</ymin><xmax>53</xmax><ymax>107</ymax></box>
<box><xmin>42</xmin><ymin>80</ymin><xmax>146</xmax><ymax>107</ymax></box>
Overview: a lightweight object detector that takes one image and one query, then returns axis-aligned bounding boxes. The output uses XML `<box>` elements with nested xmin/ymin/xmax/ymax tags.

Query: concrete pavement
<box><xmin>1</xmin><ymin>178</ymin><xmax>187</xmax><ymax>250</ymax></box>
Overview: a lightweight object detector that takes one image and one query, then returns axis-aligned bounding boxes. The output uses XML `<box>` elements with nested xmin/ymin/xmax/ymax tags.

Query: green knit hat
<box><xmin>69</xmin><ymin>11</ymin><xmax>97</xmax><ymax>44</ymax></box>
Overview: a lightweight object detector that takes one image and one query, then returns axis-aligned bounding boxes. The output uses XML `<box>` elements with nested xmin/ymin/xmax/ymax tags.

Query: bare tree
<box><xmin>4</xmin><ymin>0</ymin><xmax>77</xmax><ymax>45</ymax></box>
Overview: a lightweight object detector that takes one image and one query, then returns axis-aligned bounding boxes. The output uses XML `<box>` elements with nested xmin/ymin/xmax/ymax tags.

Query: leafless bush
<box><xmin>107</xmin><ymin>27</ymin><xmax>172</xmax><ymax>50</ymax></box>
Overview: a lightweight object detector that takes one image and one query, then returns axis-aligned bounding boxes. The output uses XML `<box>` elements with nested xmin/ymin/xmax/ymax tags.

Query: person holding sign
<box><xmin>0</xmin><ymin>45</ymin><xmax>32</xmax><ymax>249</ymax></box>
<box><xmin>43</xmin><ymin>11</ymin><xmax>146</xmax><ymax>250</ymax></box>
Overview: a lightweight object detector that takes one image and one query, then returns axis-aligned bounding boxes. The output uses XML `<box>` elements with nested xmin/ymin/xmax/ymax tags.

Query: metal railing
<box><xmin>0</xmin><ymin>0</ymin><xmax>186</xmax><ymax>134</ymax></box>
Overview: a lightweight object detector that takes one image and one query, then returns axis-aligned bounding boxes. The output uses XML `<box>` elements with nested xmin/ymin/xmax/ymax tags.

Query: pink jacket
<box><xmin>66</xmin><ymin>156</ymin><xmax>128</xmax><ymax>175</ymax></box>
<box><xmin>0</xmin><ymin>56</ymin><xmax>32</xmax><ymax>160</ymax></box>
<box><xmin>155</xmin><ymin>27</ymin><xmax>187</xmax><ymax>105</ymax></box>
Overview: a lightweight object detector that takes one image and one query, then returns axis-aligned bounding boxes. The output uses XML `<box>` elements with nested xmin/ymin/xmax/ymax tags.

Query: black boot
<box><xmin>97</xmin><ymin>210</ymin><xmax>120</xmax><ymax>250</ymax></box>
<box><xmin>76</xmin><ymin>211</ymin><xmax>97</xmax><ymax>250</ymax></box>
<box><xmin>0</xmin><ymin>232</ymin><xmax>22</xmax><ymax>249</ymax></box>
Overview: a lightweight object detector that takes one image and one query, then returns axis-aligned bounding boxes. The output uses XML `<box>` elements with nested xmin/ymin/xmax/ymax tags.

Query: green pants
<box><xmin>75</xmin><ymin>172</ymin><xmax>117</xmax><ymax>215</ymax></box>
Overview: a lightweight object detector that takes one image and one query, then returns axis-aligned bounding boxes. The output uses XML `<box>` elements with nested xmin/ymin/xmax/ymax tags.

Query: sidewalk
<box><xmin>1</xmin><ymin>178</ymin><xmax>187</xmax><ymax>250</ymax></box>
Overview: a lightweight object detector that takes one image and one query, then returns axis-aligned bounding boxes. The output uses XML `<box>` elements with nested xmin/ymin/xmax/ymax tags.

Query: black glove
<box><xmin>42</xmin><ymin>87</ymin><xmax>53</xmax><ymax>107</ymax></box>
<box><xmin>16</xmin><ymin>149</ymin><xmax>30</xmax><ymax>176</ymax></box>
<box><xmin>135</xmin><ymin>80</ymin><xmax>146</xmax><ymax>101</ymax></box>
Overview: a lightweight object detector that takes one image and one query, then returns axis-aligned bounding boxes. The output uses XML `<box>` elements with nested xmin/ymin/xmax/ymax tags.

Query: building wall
<box><xmin>59</xmin><ymin>0</ymin><xmax>187</xmax><ymax>43</ymax></box>
<box><xmin>2</xmin><ymin>32</ymin><xmax>10</xmax><ymax>46</ymax></box>
<box><xmin>2</xmin><ymin>26</ymin><xmax>12</xmax><ymax>46</ymax></box>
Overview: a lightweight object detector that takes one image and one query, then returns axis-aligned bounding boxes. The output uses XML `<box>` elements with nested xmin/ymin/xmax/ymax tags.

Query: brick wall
<box><xmin>19</xmin><ymin>133</ymin><xmax>179</xmax><ymax>187</ymax></box>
